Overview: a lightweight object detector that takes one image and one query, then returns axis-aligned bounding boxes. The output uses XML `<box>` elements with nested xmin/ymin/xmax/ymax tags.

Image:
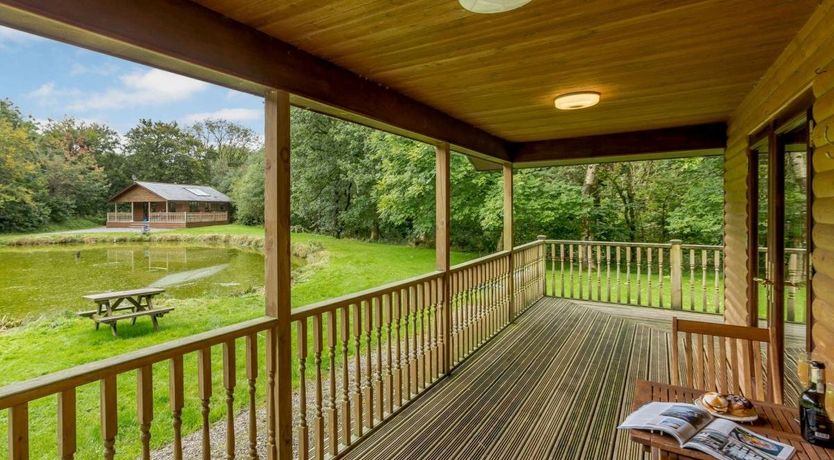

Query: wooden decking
<box><xmin>342</xmin><ymin>297</ymin><xmax>803</xmax><ymax>460</ymax></box>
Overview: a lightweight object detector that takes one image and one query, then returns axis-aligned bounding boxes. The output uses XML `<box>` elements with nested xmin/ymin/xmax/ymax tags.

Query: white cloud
<box><xmin>68</xmin><ymin>68</ymin><xmax>209</xmax><ymax>111</ymax></box>
<box><xmin>26</xmin><ymin>82</ymin><xmax>81</xmax><ymax>105</ymax></box>
<box><xmin>0</xmin><ymin>26</ymin><xmax>43</xmax><ymax>46</ymax></box>
<box><xmin>69</xmin><ymin>62</ymin><xmax>120</xmax><ymax>77</ymax></box>
<box><xmin>182</xmin><ymin>108</ymin><xmax>261</xmax><ymax>124</ymax></box>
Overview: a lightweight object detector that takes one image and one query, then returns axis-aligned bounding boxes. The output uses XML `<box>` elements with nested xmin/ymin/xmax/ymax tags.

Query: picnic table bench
<box><xmin>77</xmin><ymin>287</ymin><xmax>173</xmax><ymax>336</ymax></box>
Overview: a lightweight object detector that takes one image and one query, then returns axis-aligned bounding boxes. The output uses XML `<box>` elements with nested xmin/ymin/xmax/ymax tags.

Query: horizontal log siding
<box><xmin>813</xmin><ymin>46</ymin><xmax>834</xmax><ymax>371</ymax></box>
<box><xmin>723</xmin><ymin>1</ymin><xmax>834</xmax><ymax>336</ymax></box>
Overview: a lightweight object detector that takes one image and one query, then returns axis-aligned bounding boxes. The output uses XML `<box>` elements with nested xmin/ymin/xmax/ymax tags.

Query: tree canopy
<box><xmin>0</xmin><ymin>98</ymin><xmax>729</xmax><ymax>251</ymax></box>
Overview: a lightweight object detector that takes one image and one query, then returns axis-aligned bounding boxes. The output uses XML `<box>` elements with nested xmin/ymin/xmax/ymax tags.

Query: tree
<box><xmin>190</xmin><ymin>119</ymin><xmax>259</xmax><ymax>193</ymax></box>
<box><xmin>37</xmin><ymin>119</ymin><xmax>115</xmax><ymax>220</ymax></box>
<box><xmin>0</xmin><ymin>117</ymin><xmax>46</xmax><ymax>231</ymax></box>
<box><xmin>231</xmin><ymin>152</ymin><xmax>265</xmax><ymax>225</ymax></box>
<box><xmin>123</xmin><ymin>119</ymin><xmax>209</xmax><ymax>185</ymax></box>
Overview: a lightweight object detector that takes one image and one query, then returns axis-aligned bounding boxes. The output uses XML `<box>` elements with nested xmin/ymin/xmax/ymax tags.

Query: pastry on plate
<box><xmin>726</xmin><ymin>394</ymin><xmax>756</xmax><ymax>417</ymax></box>
<box><xmin>702</xmin><ymin>392</ymin><xmax>729</xmax><ymax>413</ymax></box>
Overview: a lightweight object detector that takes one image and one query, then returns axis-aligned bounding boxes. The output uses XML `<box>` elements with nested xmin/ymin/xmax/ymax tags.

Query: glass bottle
<box><xmin>799</xmin><ymin>361</ymin><xmax>833</xmax><ymax>447</ymax></box>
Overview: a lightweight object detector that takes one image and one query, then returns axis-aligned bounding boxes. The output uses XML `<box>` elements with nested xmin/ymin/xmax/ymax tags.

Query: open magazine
<box><xmin>619</xmin><ymin>402</ymin><xmax>795</xmax><ymax>460</ymax></box>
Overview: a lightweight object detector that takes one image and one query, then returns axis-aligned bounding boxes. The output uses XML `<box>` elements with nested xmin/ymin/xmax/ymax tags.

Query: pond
<box><xmin>0</xmin><ymin>245</ymin><xmax>270</xmax><ymax>322</ymax></box>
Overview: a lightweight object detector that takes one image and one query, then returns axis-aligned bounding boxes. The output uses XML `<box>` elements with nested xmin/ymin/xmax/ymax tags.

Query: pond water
<box><xmin>0</xmin><ymin>245</ymin><xmax>269</xmax><ymax>322</ymax></box>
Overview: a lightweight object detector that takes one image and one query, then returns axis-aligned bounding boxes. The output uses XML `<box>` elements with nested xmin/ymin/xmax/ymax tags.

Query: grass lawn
<box><xmin>0</xmin><ymin>224</ymin><xmax>477</xmax><ymax>458</ymax></box>
<box><xmin>0</xmin><ymin>217</ymin><xmax>102</xmax><ymax>243</ymax></box>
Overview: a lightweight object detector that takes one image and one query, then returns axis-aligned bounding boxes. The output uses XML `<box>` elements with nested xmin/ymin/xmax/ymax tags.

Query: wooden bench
<box><xmin>95</xmin><ymin>307</ymin><xmax>174</xmax><ymax>336</ymax></box>
<box><xmin>78</xmin><ymin>288</ymin><xmax>171</xmax><ymax>336</ymax></box>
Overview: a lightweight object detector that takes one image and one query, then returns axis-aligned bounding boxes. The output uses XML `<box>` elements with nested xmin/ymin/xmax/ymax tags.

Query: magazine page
<box><xmin>618</xmin><ymin>402</ymin><xmax>713</xmax><ymax>445</ymax></box>
<box><xmin>683</xmin><ymin>418</ymin><xmax>795</xmax><ymax>460</ymax></box>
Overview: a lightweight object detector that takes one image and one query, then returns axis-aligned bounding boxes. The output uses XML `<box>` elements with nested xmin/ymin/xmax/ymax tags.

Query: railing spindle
<box><xmin>245</xmin><ymin>334</ymin><xmax>258</xmax><ymax>460</ymax></box>
<box><xmin>198</xmin><ymin>348</ymin><xmax>212</xmax><ymax>459</ymax></box>
<box><xmin>374</xmin><ymin>296</ymin><xmax>384</xmax><ymax>423</ymax></box>
<box><xmin>137</xmin><ymin>366</ymin><xmax>153</xmax><ymax>460</ymax></box>
<box><xmin>689</xmin><ymin>249</ymin><xmax>696</xmax><ymax>310</ymax></box>
<box><xmin>392</xmin><ymin>291</ymin><xmax>403</xmax><ymax>408</ymax></box>
<box><xmin>658</xmin><ymin>248</ymin><xmax>664</xmax><ymax>308</ymax></box>
<box><xmin>616</xmin><ymin>246</ymin><xmax>622</xmax><ymax>303</ymax></box>
<box><xmin>339</xmin><ymin>307</ymin><xmax>351</xmax><ymax>445</ymax></box>
<box><xmin>352</xmin><ymin>303</ymin><xmax>364</xmax><ymax>436</ymax></box>
<box><xmin>57</xmin><ymin>389</ymin><xmax>76</xmax><ymax>460</ymax></box>
<box><xmin>168</xmin><ymin>356</ymin><xmax>185</xmax><ymax>460</ymax></box>
<box><xmin>701</xmin><ymin>250</ymin><xmax>708</xmax><ymax>312</ymax></box>
<box><xmin>363</xmin><ymin>300</ymin><xmax>374</xmax><ymax>428</ymax></box>
<box><xmin>9</xmin><ymin>403</ymin><xmax>29</xmax><ymax>460</ymax></box>
<box><xmin>100</xmin><ymin>375</ymin><xmax>117</xmax><ymax>460</ymax></box>
<box><xmin>312</xmin><ymin>316</ymin><xmax>324</xmax><ymax>459</ymax></box>
<box><xmin>626</xmin><ymin>246</ymin><xmax>632</xmax><ymax>304</ymax></box>
<box><xmin>223</xmin><ymin>340</ymin><xmax>237</xmax><ymax>460</ymax></box>
<box><xmin>297</xmin><ymin>319</ymin><xmax>309</xmax><ymax>460</ymax></box>
<box><xmin>636</xmin><ymin>247</ymin><xmax>642</xmax><ymax>305</ymax></box>
<box><xmin>384</xmin><ymin>294</ymin><xmax>394</xmax><ymax>416</ymax></box>
<box><xmin>714</xmin><ymin>251</ymin><xmax>721</xmax><ymax>314</ymax></box>
<box><xmin>647</xmin><ymin>248</ymin><xmax>653</xmax><ymax>307</ymax></box>
<box><xmin>560</xmin><ymin>244</ymin><xmax>565</xmax><ymax>297</ymax></box>
<box><xmin>568</xmin><ymin>244</ymin><xmax>576</xmax><ymax>299</ymax></box>
<box><xmin>326</xmin><ymin>310</ymin><xmax>339</xmax><ymax>457</ymax></box>
<box><xmin>596</xmin><ymin>245</ymin><xmax>602</xmax><ymax>301</ymax></box>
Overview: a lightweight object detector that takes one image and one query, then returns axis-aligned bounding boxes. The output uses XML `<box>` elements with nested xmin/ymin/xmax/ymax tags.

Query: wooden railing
<box><xmin>544</xmin><ymin>239</ymin><xmax>723</xmax><ymax>312</ymax></box>
<box><xmin>288</xmin><ymin>241</ymin><xmax>546</xmax><ymax>458</ymax></box>
<box><xmin>0</xmin><ymin>317</ymin><xmax>278</xmax><ymax>459</ymax></box>
<box><xmin>544</xmin><ymin>239</ymin><xmax>808</xmax><ymax>320</ymax></box>
<box><xmin>107</xmin><ymin>212</ymin><xmax>229</xmax><ymax>224</ymax></box>
<box><xmin>186</xmin><ymin>212</ymin><xmax>229</xmax><ymax>223</ymax></box>
<box><xmin>105</xmin><ymin>212</ymin><xmax>132</xmax><ymax>223</ymax></box>
<box><xmin>0</xmin><ymin>240</ymin><xmax>548</xmax><ymax>459</ymax></box>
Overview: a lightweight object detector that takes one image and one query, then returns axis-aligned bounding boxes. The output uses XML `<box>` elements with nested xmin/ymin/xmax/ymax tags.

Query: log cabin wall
<box><xmin>723</xmin><ymin>1</ymin><xmax>834</xmax><ymax>370</ymax></box>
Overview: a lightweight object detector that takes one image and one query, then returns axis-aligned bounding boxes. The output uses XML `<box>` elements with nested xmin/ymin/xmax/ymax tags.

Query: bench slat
<box><xmin>95</xmin><ymin>308</ymin><xmax>174</xmax><ymax>324</ymax></box>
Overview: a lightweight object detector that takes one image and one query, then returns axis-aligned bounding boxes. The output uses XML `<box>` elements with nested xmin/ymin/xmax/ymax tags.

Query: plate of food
<box><xmin>694</xmin><ymin>392</ymin><xmax>758</xmax><ymax>422</ymax></box>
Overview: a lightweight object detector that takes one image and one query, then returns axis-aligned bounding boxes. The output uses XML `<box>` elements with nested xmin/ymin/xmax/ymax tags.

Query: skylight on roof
<box><xmin>185</xmin><ymin>187</ymin><xmax>210</xmax><ymax>197</ymax></box>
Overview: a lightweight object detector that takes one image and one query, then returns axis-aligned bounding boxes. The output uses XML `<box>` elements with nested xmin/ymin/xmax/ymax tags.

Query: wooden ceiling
<box><xmin>192</xmin><ymin>0</ymin><xmax>816</xmax><ymax>143</ymax></box>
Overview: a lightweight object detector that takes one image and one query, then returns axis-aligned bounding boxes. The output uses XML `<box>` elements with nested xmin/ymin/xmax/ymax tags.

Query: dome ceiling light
<box><xmin>553</xmin><ymin>92</ymin><xmax>601</xmax><ymax>110</ymax></box>
<box><xmin>459</xmin><ymin>0</ymin><xmax>532</xmax><ymax>14</ymax></box>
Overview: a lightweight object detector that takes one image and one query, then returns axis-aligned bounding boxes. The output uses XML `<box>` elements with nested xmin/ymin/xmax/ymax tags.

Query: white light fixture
<box><xmin>553</xmin><ymin>92</ymin><xmax>601</xmax><ymax>110</ymax></box>
<box><xmin>459</xmin><ymin>0</ymin><xmax>532</xmax><ymax>14</ymax></box>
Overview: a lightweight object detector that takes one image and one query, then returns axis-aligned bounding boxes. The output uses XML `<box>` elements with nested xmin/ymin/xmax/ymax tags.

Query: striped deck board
<box><xmin>342</xmin><ymin>297</ymin><xmax>803</xmax><ymax>460</ymax></box>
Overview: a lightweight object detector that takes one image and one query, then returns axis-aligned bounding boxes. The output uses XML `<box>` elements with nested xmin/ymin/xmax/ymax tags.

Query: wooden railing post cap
<box><xmin>537</xmin><ymin>235</ymin><xmax>547</xmax><ymax>240</ymax></box>
<box><xmin>670</xmin><ymin>239</ymin><xmax>683</xmax><ymax>245</ymax></box>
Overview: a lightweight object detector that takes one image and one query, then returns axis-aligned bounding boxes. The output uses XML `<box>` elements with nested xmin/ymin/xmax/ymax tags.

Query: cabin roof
<box><xmin>109</xmin><ymin>181</ymin><xmax>232</xmax><ymax>203</ymax></box>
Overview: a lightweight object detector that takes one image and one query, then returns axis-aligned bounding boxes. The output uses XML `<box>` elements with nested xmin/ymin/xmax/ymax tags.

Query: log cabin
<box><xmin>1</xmin><ymin>0</ymin><xmax>834</xmax><ymax>458</ymax></box>
<box><xmin>107</xmin><ymin>181</ymin><xmax>231</xmax><ymax>229</ymax></box>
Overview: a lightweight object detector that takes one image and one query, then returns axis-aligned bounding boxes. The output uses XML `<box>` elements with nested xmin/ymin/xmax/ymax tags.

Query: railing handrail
<box><xmin>545</xmin><ymin>239</ymin><xmax>672</xmax><ymax>249</ymax></box>
<box><xmin>291</xmin><ymin>270</ymin><xmax>445</xmax><ymax>321</ymax></box>
<box><xmin>449</xmin><ymin>250</ymin><xmax>510</xmax><ymax>273</ymax></box>
<box><xmin>513</xmin><ymin>240</ymin><xmax>546</xmax><ymax>251</ymax></box>
<box><xmin>0</xmin><ymin>316</ymin><xmax>277</xmax><ymax>410</ymax></box>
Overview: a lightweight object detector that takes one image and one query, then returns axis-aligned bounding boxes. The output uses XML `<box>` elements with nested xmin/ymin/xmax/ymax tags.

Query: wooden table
<box><xmin>78</xmin><ymin>288</ymin><xmax>172</xmax><ymax>336</ymax></box>
<box><xmin>629</xmin><ymin>380</ymin><xmax>834</xmax><ymax>459</ymax></box>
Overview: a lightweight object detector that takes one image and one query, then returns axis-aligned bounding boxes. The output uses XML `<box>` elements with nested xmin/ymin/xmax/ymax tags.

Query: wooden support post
<box><xmin>265</xmin><ymin>89</ymin><xmax>293</xmax><ymax>459</ymax></box>
<box><xmin>435</xmin><ymin>143</ymin><xmax>451</xmax><ymax>375</ymax></box>
<box><xmin>503</xmin><ymin>164</ymin><xmax>514</xmax><ymax>321</ymax></box>
<box><xmin>670</xmin><ymin>240</ymin><xmax>683</xmax><ymax>310</ymax></box>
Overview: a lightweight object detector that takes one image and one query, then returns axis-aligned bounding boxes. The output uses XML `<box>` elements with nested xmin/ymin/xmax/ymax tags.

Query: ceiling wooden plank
<box><xmin>192</xmin><ymin>0</ymin><xmax>817</xmax><ymax>142</ymax></box>
<box><xmin>0</xmin><ymin>0</ymin><xmax>510</xmax><ymax>161</ymax></box>
<box><xmin>511</xmin><ymin>123</ymin><xmax>727</xmax><ymax>167</ymax></box>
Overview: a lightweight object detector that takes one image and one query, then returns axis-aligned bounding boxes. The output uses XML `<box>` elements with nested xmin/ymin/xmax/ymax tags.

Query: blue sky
<box><xmin>0</xmin><ymin>25</ymin><xmax>264</xmax><ymax>135</ymax></box>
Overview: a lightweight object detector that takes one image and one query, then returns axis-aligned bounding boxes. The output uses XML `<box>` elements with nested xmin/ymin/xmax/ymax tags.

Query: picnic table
<box><xmin>77</xmin><ymin>287</ymin><xmax>173</xmax><ymax>336</ymax></box>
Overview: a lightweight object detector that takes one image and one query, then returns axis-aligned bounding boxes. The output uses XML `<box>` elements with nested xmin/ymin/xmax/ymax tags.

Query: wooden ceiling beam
<box><xmin>510</xmin><ymin>122</ymin><xmax>727</xmax><ymax>168</ymax></box>
<box><xmin>0</xmin><ymin>0</ymin><xmax>509</xmax><ymax>161</ymax></box>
